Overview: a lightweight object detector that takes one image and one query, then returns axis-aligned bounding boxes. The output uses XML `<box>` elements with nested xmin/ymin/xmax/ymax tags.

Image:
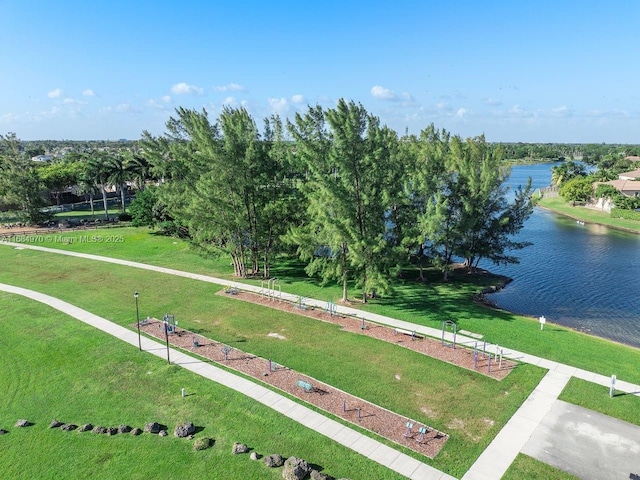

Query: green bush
<box><xmin>193</xmin><ymin>437</ymin><xmax>215</xmax><ymax>451</ymax></box>
<box><xmin>610</xmin><ymin>208</ymin><xmax>640</xmax><ymax>221</ymax></box>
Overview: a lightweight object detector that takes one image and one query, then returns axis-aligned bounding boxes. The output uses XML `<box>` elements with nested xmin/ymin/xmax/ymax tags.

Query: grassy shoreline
<box><xmin>536</xmin><ymin>196</ymin><xmax>640</xmax><ymax>234</ymax></box>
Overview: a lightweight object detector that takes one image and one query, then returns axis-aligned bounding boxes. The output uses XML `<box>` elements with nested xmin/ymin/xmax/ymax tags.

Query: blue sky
<box><xmin>1</xmin><ymin>0</ymin><xmax>639</xmax><ymax>143</ymax></box>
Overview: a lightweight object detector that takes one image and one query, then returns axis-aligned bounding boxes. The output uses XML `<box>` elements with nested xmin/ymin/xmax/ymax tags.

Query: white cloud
<box><xmin>268</xmin><ymin>97</ymin><xmax>289</xmax><ymax>114</ymax></box>
<box><xmin>371</xmin><ymin>85</ymin><xmax>397</xmax><ymax>101</ymax></box>
<box><xmin>222</xmin><ymin>96</ymin><xmax>238</xmax><ymax>106</ymax></box>
<box><xmin>171</xmin><ymin>82</ymin><xmax>204</xmax><ymax>95</ymax></box>
<box><xmin>508</xmin><ymin>104</ymin><xmax>533</xmax><ymax>117</ymax></box>
<box><xmin>48</xmin><ymin>88</ymin><xmax>64</xmax><ymax>98</ymax></box>
<box><xmin>100</xmin><ymin>103</ymin><xmax>141</xmax><ymax>114</ymax></box>
<box><xmin>436</xmin><ymin>101</ymin><xmax>452</xmax><ymax>112</ymax></box>
<box><xmin>213</xmin><ymin>83</ymin><xmax>246</xmax><ymax>92</ymax></box>
<box><xmin>82</xmin><ymin>89</ymin><xmax>95</xmax><ymax>97</ymax></box>
<box><xmin>147</xmin><ymin>96</ymin><xmax>173</xmax><ymax>109</ymax></box>
<box><xmin>483</xmin><ymin>97</ymin><xmax>502</xmax><ymax>106</ymax></box>
<box><xmin>291</xmin><ymin>94</ymin><xmax>305</xmax><ymax>104</ymax></box>
<box><xmin>550</xmin><ymin>105</ymin><xmax>573</xmax><ymax>118</ymax></box>
<box><xmin>456</xmin><ymin>108</ymin><xmax>468</xmax><ymax>118</ymax></box>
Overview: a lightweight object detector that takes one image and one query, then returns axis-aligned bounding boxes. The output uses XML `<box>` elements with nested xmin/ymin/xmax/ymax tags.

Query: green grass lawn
<box><xmin>7</xmin><ymin>226</ymin><xmax>640</xmax><ymax>386</ymax></box>
<box><xmin>502</xmin><ymin>454</ymin><xmax>579</xmax><ymax>480</ymax></box>
<box><xmin>0</xmin><ymin>243</ymin><xmax>547</xmax><ymax>477</ymax></box>
<box><xmin>559</xmin><ymin>377</ymin><xmax>640</xmax><ymax>427</ymax></box>
<box><xmin>537</xmin><ymin>197</ymin><xmax>640</xmax><ymax>233</ymax></box>
<box><xmin>0</xmin><ymin>292</ymin><xmax>405</xmax><ymax>480</ymax></box>
<box><xmin>52</xmin><ymin>206</ymin><xmax>124</xmax><ymax>220</ymax></box>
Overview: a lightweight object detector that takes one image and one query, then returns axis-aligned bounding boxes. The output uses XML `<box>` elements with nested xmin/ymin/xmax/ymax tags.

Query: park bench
<box><xmin>296</xmin><ymin>379</ymin><xmax>313</xmax><ymax>393</ymax></box>
<box><xmin>394</xmin><ymin>328</ymin><xmax>424</xmax><ymax>339</ymax></box>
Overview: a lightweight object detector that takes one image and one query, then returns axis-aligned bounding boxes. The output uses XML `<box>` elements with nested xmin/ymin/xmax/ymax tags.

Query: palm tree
<box><xmin>106</xmin><ymin>154</ymin><xmax>129</xmax><ymax>213</ymax></box>
<box><xmin>124</xmin><ymin>151</ymin><xmax>152</xmax><ymax>192</ymax></box>
<box><xmin>86</xmin><ymin>152</ymin><xmax>113</xmax><ymax>218</ymax></box>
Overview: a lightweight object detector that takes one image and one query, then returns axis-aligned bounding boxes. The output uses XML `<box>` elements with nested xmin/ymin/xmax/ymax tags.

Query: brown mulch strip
<box><xmin>137</xmin><ymin>289</ymin><xmax>517</xmax><ymax>459</ymax></box>
<box><xmin>223</xmin><ymin>290</ymin><xmax>516</xmax><ymax>380</ymax></box>
<box><xmin>138</xmin><ymin>319</ymin><xmax>449</xmax><ymax>459</ymax></box>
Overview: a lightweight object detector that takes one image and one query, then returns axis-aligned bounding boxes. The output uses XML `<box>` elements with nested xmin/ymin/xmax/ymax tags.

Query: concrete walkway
<box><xmin>462</xmin><ymin>371</ymin><xmax>571</xmax><ymax>480</ymax></box>
<box><xmin>0</xmin><ymin>282</ymin><xmax>454</xmax><ymax>480</ymax></box>
<box><xmin>522</xmin><ymin>400</ymin><xmax>640</xmax><ymax>479</ymax></box>
<box><xmin>4</xmin><ymin>241</ymin><xmax>640</xmax><ymax>479</ymax></box>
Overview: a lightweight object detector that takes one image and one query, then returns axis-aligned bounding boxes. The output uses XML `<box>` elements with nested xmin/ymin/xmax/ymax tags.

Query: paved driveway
<box><xmin>522</xmin><ymin>400</ymin><xmax>640</xmax><ymax>479</ymax></box>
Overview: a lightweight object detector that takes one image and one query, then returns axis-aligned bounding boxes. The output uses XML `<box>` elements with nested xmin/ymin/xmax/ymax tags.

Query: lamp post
<box><xmin>163</xmin><ymin>318</ymin><xmax>171</xmax><ymax>364</ymax></box>
<box><xmin>134</xmin><ymin>291</ymin><xmax>141</xmax><ymax>351</ymax></box>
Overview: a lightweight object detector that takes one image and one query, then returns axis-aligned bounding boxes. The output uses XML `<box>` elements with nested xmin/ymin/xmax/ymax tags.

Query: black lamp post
<box><xmin>163</xmin><ymin>319</ymin><xmax>171</xmax><ymax>364</ymax></box>
<box><xmin>134</xmin><ymin>291</ymin><xmax>141</xmax><ymax>351</ymax></box>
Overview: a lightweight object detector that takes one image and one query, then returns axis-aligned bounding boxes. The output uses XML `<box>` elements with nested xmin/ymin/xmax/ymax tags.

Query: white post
<box><xmin>181</xmin><ymin>388</ymin><xmax>186</xmax><ymax>398</ymax></box>
<box><xmin>539</xmin><ymin>315</ymin><xmax>546</xmax><ymax>330</ymax></box>
<box><xmin>610</xmin><ymin>375</ymin><xmax>616</xmax><ymax>398</ymax></box>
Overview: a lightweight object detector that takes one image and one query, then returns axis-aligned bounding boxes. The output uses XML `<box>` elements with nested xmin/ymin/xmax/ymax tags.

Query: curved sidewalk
<box><xmin>2</xmin><ymin>241</ymin><xmax>638</xmax><ymax>396</ymax></box>
<box><xmin>0</xmin><ymin>282</ymin><xmax>454</xmax><ymax>480</ymax></box>
<box><xmin>4</xmin><ymin>241</ymin><xmax>640</xmax><ymax>479</ymax></box>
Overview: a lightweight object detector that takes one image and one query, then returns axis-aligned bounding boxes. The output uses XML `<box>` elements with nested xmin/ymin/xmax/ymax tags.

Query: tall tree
<box><xmin>287</xmin><ymin>100</ymin><xmax>399</xmax><ymax>303</ymax></box>
<box><xmin>148</xmin><ymin>107</ymin><xmax>295</xmax><ymax>278</ymax></box>
<box><xmin>86</xmin><ymin>152</ymin><xmax>113</xmax><ymax>218</ymax></box>
<box><xmin>412</xmin><ymin>133</ymin><xmax>534</xmax><ymax>279</ymax></box>
<box><xmin>39</xmin><ymin>159</ymin><xmax>84</xmax><ymax>205</ymax></box>
<box><xmin>0</xmin><ymin>132</ymin><xmax>48</xmax><ymax>224</ymax></box>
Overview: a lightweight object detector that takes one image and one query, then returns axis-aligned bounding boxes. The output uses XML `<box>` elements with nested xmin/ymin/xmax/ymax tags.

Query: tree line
<box><xmin>1</xmin><ymin>101</ymin><xmax>536</xmax><ymax>302</ymax></box>
<box><xmin>137</xmin><ymin>100</ymin><xmax>534</xmax><ymax>302</ymax></box>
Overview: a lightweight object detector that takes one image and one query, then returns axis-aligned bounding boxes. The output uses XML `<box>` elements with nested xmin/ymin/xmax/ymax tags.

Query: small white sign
<box><xmin>539</xmin><ymin>316</ymin><xmax>546</xmax><ymax>330</ymax></box>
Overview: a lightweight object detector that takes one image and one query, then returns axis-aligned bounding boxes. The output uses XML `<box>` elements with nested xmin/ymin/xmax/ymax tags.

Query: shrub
<box><xmin>610</xmin><ymin>209</ymin><xmax>640</xmax><ymax>221</ymax></box>
<box><xmin>193</xmin><ymin>437</ymin><xmax>214</xmax><ymax>451</ymax></box>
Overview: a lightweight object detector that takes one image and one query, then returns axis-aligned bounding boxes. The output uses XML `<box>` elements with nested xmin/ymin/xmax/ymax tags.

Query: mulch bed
<box><xmin>139</xmin><ymin>318</ymin><xmax>449</xmax><ymax>459</ymax></box>
<box><xmin>137</xmin><ymin>291</ymin><xmax>516</xmax><ymax>459</ymax></box>
<box><xmin>224</xmin><ymin>290</ymin><xmax>516</xmax><ymax>381</ymax></box>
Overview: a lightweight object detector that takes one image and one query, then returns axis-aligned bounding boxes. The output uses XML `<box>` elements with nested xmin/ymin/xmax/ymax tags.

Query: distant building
<box><xmin>31</xmin><ymin>154</ymin><xmax>54</xmax><ymax>162</ymax></box>
<box><xmin>618</xmin><ymin>168</ymin><xmax>640</xmax><ymax>181</ymax></box>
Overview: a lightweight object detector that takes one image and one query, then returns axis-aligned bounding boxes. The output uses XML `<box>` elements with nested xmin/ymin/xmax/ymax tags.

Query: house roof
<box><xmin>625</xmin><ymin>155</ymin><xmax>640</xmax><ymax>162</ymax></box>
<box><xmin>618</xmin><ymin>168</ymin><xmax>640</xmax><ymax>180</ymax></box>
<box><xmin>597</xmin><ymin>179</ymin><xmax>640</xmax><ymax>193</ymax></box>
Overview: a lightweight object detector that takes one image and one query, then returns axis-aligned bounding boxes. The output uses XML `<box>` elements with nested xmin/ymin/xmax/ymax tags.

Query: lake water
<box><xmin>487</xmin><ymin>163</ymin><xmax>640</xmax><ymax>348</ymax></box>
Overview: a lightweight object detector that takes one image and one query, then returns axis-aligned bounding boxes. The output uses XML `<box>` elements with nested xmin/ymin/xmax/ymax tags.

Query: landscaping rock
<box><xmin>144</xmin><ymin>422</ymin><xmax>161</xmax><ymax>434</ymax></box>
<box><xmin>60</xmin><ymin>423</ymin><xmax>77</xmax><ymax>431</ymax></box>
<box><xmin>130</xmin><ymin>428</ymin><xmax>142</xmax><ymax>436</ymax></box>
<box><xmin>264</xmin><ymin>454</ymin><xmax>284</xmax><ymax>468</ymax></box>
<box><xmin>193</xmin><ymin>437</ymin><xmax>214</xmax><ymax>451</ymax></box>
<box><xmin>92</xmin><ymin>426</ymin><xmax>107</xmax><ymax>434</ymax></box>
<box><xmin>282</xmin><ymin>457</ymin><xmax>311</xmax><ymax>480</ymax></box>
<box><xmin>173</xmin><ymin>422</ymin><xmax>195</xmax><ymax>438</ymax></box>
<box><xmin>78</xmin><ymin>423</ymin><xmax>93</xmax><ymax>432</ymax></box>
<box><xmin>49</xmin><ymin>419</ymin><xmax>63</xmax><ymax>429</ymax></box>
<box><xmin>15</xmin><ymin>419</ymin><xmax>30</xmax><ymax>427</ymax></box>
<box><xmin>232</xmin><ymin>442</ymin><xmax>249</xmax><ymax>454</ymax></box>
<box><xmin>310</xmin><ymin>471</ymin><xmax>335</xmax><ymax>480</ymax></box>
<box><xmin>250</xmin><ymin>451</ymin><xmax>261</xmax><ymax>460</ymax></box>
<box><xmin>106</xmin><ymin>427</ymin><xmax>118</xmax><ymax>436</ymax></box>
<box><xmin>118</xmin><ymin>424</ymin><xmax>132</xmax><ymax>434</ymax></box>
<box><xmin>159</xmin><ymin>430</ymin><xmax>168</xmax><ymax>437</ymax></box>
